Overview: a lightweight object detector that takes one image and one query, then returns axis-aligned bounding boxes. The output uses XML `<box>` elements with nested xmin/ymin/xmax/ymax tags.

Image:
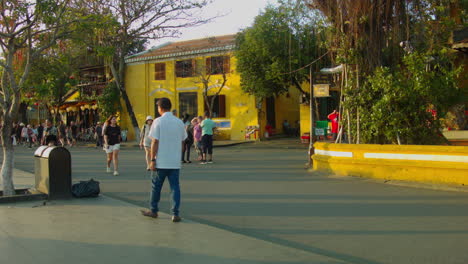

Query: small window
<box><xmin>175</xmin><ymin>60</ymin><xmax>194</xmax><ymax>78</ymax></box>
<box><xmin>206</xmin><ymin>56</ymin><xmax>230</xmax><ymax>75</ymax></box>
<box><xmin>204</xmin><ymin>95</ymin><xmax>226</xmax><ymax>118</ymax></box>
<box><xmin>154</xmin><ymin>63</ymin><xmax>166</xmax><ymax>80</ymax></box>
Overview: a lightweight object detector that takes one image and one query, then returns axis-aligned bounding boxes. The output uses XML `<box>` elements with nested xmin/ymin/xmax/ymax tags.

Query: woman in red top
<box><xmin>327</xmin><ymin>110</ymin><xmax>340</xmax><ymax>140</ymax></box>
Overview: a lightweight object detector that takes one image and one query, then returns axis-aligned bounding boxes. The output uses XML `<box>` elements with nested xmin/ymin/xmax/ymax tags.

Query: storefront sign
<box><xmin>313</xmin><ymin>84</ymin><xmax>330</xmax><ymax>97</ymax></box>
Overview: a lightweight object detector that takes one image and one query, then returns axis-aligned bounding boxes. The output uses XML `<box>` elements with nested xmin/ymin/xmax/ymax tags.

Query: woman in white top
<box><xmin>139</xmin><ymin>115</ymin><xmax>154</xmax><ymax>171</ymax></box>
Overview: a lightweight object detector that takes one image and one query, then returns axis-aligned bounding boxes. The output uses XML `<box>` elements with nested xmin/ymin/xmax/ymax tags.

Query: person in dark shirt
<box><xmin>95</xmin><ymin>122</ymin><xmax>103</xmax><ymax>148</ymax></box>
<box><xmin>43</xmin><ymin>119</ymin><xmax>58</xmax><ymax>146</ymax></box>
<box><xmin>70</xmin><ymin>121</ymin><xmax>78</xmax><ymax>147</ymax></box>
<box><xmin>16</xmin><ymin>123</ymin><xmax>24</xmax><ymax>144</ymax></box>
<box><xmin>37</xmin><ymin>123</ymin><xmax>44</xmax><ymax>144</ymax></box>
<box><xmin>57</xmin><ymin>120</ymin><xmax>67</xmax><ymax>147</ymax></box>
<box><xmin>103</xmin><ymin>115</ymin><xmax>121</xmax><ymax>176</ymax></box>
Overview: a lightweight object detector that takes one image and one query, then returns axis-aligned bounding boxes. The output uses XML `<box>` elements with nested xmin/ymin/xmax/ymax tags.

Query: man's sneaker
<box><xmin>106</xmin><ymin>167</ymin><xmax>112</xmax><ymax>173</ymax></box>
<box><xmin>141</xmin><ymin>210</ymin><xmax>158</xmax><ymax>218</ymax></box>
<box><xmin>113</xmin><ymin>171</ymin><xmax>119</xmax><ymax>176</ymax></box>
<box><xmin>172</xmin><ymin>215</ymin><xmax>182</xmax><ymax>222</ymax></box>
<box><xmin>207</xmin><ymin>160</ymin><xmax>213</xmax><ymax>164</ymax></box>
<box><xmin>200</xmin><ymin>160</ymin><xmax>207</xmax><ymax>165</ymax></box>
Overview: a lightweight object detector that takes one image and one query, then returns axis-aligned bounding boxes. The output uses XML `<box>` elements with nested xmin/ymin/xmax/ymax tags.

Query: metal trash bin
<box><xmin>34</xmin><ymin>146</ymin><xmax>72</xmax><ymax>199</ymax></box>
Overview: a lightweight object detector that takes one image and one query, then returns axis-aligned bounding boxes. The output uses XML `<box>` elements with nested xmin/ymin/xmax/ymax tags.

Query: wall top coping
<box><xmin>314</xmin><ymin>142</ymin><xmax>468</xmax><ymax>154</ymax></box>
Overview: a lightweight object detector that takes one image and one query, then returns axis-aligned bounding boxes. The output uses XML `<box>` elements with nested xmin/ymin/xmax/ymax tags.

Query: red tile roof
<box><xmin>126</xmin><ymin>34</ymin><xmax>237</xmax><ymax>63</ymax></box>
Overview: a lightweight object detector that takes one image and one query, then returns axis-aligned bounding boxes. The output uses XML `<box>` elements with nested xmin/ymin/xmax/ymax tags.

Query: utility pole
<box><xmin>308</xmin><ymin>66</ymin><xmax>315</xmax><ymax>167</ymax></box>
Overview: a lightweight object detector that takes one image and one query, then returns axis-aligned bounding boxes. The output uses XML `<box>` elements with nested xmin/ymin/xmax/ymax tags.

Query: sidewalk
<box><xmin>0</xmin><ymin>169</ymin><xmax>339</xmax><ymax>264</ymax></box>
<box><xmin>83</xmin><ymin>140</ymin><xmax>252</xmax><ymax>148</ymax></box>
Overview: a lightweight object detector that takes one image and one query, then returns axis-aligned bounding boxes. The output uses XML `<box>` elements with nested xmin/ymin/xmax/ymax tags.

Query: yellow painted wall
<box><xmin>124</xmin><ymin>52</ymin><xmax>300</xmax><ymax>141</ymax></box>
<box><xmin>122</xmin><ymin>63</ymin><xmax>148</xmax><ymax>140</ymax></box>
<box><xmin>124</xmin><ymin>54</ymin><xmax>260</xmax><ymax>141</ymax></box>
<box><xmin>313</xmin><ymin>142</ymin><xmax>468</xmax><ymax>185</ymax></box>
<box><xmin>274</xmin><ymin>87</ymin><xmax>301</xmax><ymax>134</ymax></box>
<box><xmin>300</xmin><ymin>104</ymin><xmax>311</xmax><ymax>136</ymax></box>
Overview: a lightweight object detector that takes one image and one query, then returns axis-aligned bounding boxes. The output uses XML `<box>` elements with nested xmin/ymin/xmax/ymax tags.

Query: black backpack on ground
<box><xmin>72</xmin><ymin>179</ymin><xmax>100</xmax><ymax>198</ymax></box>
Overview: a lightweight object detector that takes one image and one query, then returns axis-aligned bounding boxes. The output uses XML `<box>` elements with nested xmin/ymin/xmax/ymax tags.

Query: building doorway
<box><xmin>266</xmin><ymin>96</ymin><xmax>276</xmax><ymax>128</ymax></box>
<box><xmin>179</xmin><ymin>92</ymin><xmax>198</xmax><ymax>121</ymax></box>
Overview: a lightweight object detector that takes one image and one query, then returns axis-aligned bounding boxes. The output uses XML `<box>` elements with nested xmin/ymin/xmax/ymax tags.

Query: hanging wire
<box><xmin>279</xmin><ymin>50</ymin><xmax>330</xmax><ymax>75</ymax></box>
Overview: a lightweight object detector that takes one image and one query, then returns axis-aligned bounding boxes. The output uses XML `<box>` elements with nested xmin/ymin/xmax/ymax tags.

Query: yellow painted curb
<box><xmin>312</xmin><ymin>143</ymin><xmax>468</xmax><ymax>186</ymax></box>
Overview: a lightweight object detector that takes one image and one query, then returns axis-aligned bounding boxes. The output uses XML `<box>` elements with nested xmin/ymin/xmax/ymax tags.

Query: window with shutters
<box><xmin>206</xmin><ymin>56</ymin><xmax>230</xmax><ymax>75</ymax></box>
<box><xmin>204</xmin><ymin>95</ymin><xmax>226</xmax><ymax>118</ymax></box>
<box><xmin>175</xmin><ymin>60</ymin><xmax>194</xmax><ymax>77</ymax></box>
<box><xmin>154</xmin><ymin>63</ymin><xmax>166</xmax><ymax>80</ymax></box>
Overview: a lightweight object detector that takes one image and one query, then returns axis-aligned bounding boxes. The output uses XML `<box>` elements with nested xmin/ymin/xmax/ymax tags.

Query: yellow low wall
<box><xmin>312</xmin><ymin>142</ymin><xmax>468</xmax><ymax>185</ymax></box>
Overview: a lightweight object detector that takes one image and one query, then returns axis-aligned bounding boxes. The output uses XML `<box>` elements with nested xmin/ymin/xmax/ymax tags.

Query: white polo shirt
<box><xmin>148</xmin><ymin>112</ymin><xmax>187</xmax><ymax>169</ymax></box>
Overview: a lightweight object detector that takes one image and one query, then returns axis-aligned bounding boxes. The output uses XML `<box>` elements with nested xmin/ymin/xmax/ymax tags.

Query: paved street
<box><xmin>6</xmin><ymin>141</ymin><xmax>468</xmax><ymax>264</ymax></box>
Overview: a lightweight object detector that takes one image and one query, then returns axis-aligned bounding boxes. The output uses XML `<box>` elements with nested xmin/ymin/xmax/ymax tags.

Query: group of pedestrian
<box><xmin>140</xmin><ymin>97</ymin><xmax>217</xmax><ymax>223</ymax></box>
<box><xmin>140</xmin><ymin>110</ymin><xmax>216</xmax><ymax>166</ymax></box>
<box><xmin>10</xmin><ymin>121</ymin><xmax>47</xmax><ymax>147</ymax></box>
<box><xmin>7</xmin><ymin>119</ymin><xmax>114</xmax><ymax>154</ymax></box>
<box><xmin>9</xmin><ymin>122</ymin><xmax>41</xmax><ymax>148</ymax></box>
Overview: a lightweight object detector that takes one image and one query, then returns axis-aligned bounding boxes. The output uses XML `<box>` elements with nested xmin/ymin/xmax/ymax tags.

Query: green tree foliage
<box><xmin>24</xmin><ymin>40</ymin><xmax>82</xmax><ymax>118</ymax></box>
<box><xmin>78</xmin><ymin>0</ymin><xmax>214</xmax><ymax>141</ymax></box>
<box><xmin>235</xmin><ymin>1</ymin><xmax>327</xmax><ymax>99</ymax></box>
<box><xmin>97</xmin><ymin>82</ymin><xmax>122</xmax><ymax>120</ymax></box>
<box><xmin>345</xmin><ymin>51</ymin><xmax>462</xmax><ymax>145</ymax></box>
<box><xmin>0</xmin><ymin>0</ymin><xmax>79</xmax><ymax>195</ymax></box>
<box><xmin>308</xmin><ymin>0</ymin><xmax>466</xmax><ymax>144</ymax></box>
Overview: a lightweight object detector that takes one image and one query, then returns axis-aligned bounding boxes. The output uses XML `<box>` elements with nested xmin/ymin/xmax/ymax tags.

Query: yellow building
<box><xmin>122</xmin><ymin>35</ymin><xmax>300</xmax><ymax>141</ymax></box>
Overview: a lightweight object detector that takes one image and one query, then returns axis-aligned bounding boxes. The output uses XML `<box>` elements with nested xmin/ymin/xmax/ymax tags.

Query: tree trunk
<box><xmin>1</xmin><ymin>118</ymin><xmax>15</xmax><ymax>196</ymax></box>
<box><xmin>292</xmin><ymin>77</ymin><xmax>308</xmax><ymax>97</ymax></box>
<box><xmin>109</xmin><ymin>62</ymin><xmax>140</xmax><ymax>142</ymax></box>
<box><xmin>120</xmin><ymin>88</ymin><xmax>140</xmax><ymax>142</ymax></box>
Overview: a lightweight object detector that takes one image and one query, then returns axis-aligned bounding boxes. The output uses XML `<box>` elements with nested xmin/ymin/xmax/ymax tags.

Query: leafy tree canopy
<box><xmin>235</xmin><ymin>0</ymin><xmax>328</xmax><ymax>99</ymax></box>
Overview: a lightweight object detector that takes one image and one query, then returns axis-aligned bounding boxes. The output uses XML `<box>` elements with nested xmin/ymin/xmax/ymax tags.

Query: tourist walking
<box><xmin>43</xmin><ymin>120</ymin><xmax>58</xmax><ymax>146</ymax></box>
<box><xmin>69</xmin><ymin>121</ymin><xmax>78</xmax><ymax>147</ymax></box>
<box><xmin>16</xmin><ymin>122</ymin><xmax>24</xmax><ymax>144</ymax></box>
<box><xmin>57</xmin><ymin>120</ymin><xmax>67</xmax><ymax>147</ymax></box>
<box><xmin>139</xmin><ymin>116</ymin><xmax>154</xmax><ymax>170</ymax></box>
<box><xmin>37</xmin><ymin>123</ymin><xmax>44</xmax><ymax>145</ymax></box>
<box><xmin>95</xmin><ymin>122</ymin><xmax>103</xmax><ymax>147</ymax></box>
<box><xmin>140</xmin><ymin>97</ymin><xmax>187</xmax><ymax>222</ymax></box>
<box><xmin>192</xmin><ymin>117</ymin><xmax>202</xmax><ymax>161</ymax></box>
<box><xmin>200</xmin><ymin>112</ymin><xmax>216</xmax><ymax>164</ymax></box>
<box><xmin>25</xmin><ymin>124</ymin><xmax>34</xmax><ymax>148</ymax></box>
<box><xmin>21</xmin><ymin>124</ymin><xmax>29</xmax><ymax>146</ymax></box>
<box><xmin>103</xmin><ymin>115</ymin><xmax>122</xmax><ymax>176</ymax></box>
<box><xmin>181</xmin><ymin>118</ymin><xmax>194</xmax><ymax>163</ymax></box>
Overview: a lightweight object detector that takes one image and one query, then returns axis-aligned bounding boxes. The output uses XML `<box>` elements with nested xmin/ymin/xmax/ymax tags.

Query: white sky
<box><xmin>150</xmin><ymin>0</ymin><xmax>278</xmax><ymax>47</ymax></box>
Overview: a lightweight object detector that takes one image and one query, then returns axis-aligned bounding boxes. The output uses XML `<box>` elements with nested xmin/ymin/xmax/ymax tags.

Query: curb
<box><xmin>0</xmin><ymin>188</ymin><xmax>48</xmax><ymax>204</ymax></box>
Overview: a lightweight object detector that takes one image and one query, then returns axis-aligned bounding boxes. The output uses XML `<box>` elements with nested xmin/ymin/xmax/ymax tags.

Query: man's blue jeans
<box><xmin>150</xmin><ymin>169</ymin><xmax>180</xmax><ymax>216</ymax></box>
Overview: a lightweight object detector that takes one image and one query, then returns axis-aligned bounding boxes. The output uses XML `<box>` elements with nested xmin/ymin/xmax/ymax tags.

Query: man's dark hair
<box><xmin>157</xmin><ymin>97</ymin><xmax>172</xmax><ymax>111</ymax></box>
<box><xmin>204</xmin><ymin>111</ymin><xmax>210</xmax><ymax>118</ymax></box>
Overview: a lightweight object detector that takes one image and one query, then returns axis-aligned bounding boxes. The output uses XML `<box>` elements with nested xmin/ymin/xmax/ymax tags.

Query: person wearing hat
<box><xmin>140</xmin><ymin>115</ymin><xmax>154</xmax><ymax>170</ymax></box>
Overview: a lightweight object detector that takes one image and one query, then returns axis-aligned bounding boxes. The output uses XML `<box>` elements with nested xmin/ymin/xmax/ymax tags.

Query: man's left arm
<box><xmin>150</xmin><ymin>139</ymin><xmax>159</xmax><ymax>170</ymax></box>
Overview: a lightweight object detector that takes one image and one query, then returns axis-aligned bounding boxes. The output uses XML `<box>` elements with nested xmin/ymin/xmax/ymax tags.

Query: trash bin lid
<box><xmin>42</xmin><ymin>146</ymin><xmax>56</xmax><ymax>158</ymax></box>
<box><xmin>34</xmin><ymin>146</ymin><xmax>49</xmax><ymax>157</ymax></box>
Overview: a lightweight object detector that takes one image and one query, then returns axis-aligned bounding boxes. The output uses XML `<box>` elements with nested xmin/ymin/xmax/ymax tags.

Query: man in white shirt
<box><xmin>140</xmin><ymin>98</ymin><xmax>187</xmax><ymax>222</ymax></box>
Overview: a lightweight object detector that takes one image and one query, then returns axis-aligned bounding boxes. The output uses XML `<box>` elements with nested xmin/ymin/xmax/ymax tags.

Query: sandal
<box><xmin>140</xmin><ymin>210</ymin><xmax>158</xmax><ymax>218</ymax></box>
